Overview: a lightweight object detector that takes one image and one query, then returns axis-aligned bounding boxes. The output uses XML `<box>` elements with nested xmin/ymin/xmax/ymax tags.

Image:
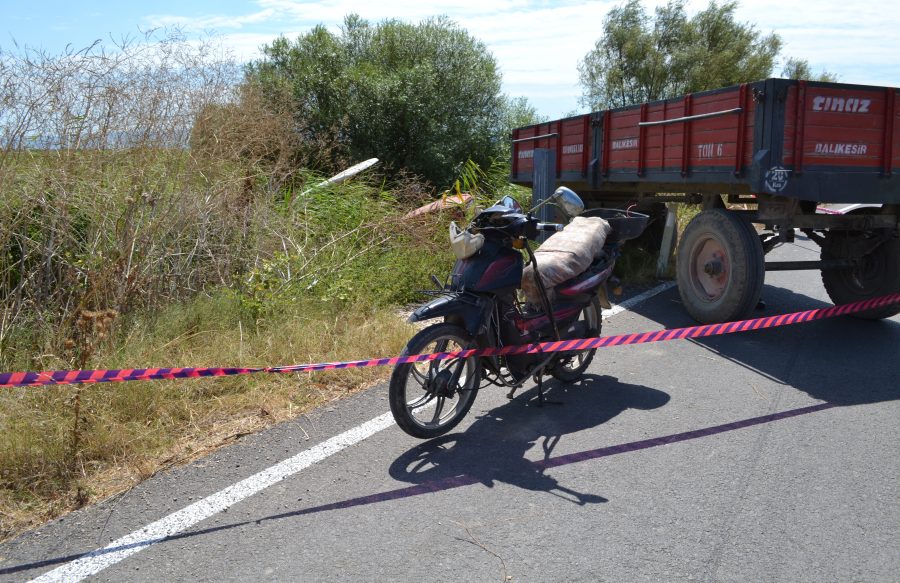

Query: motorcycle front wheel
<box><xmin>388</xmin><ymin>323</ymin><xmax>480</xmax><ymax>439</ymax></box>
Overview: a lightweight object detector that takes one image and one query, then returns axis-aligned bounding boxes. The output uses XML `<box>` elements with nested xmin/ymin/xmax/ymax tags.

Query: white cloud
<box><xmin>257</xmin><ymin>0</ymin><xmax>536</xmax><ymax>22</ymax></box>
<box><xmin>212</xmin><ymin>31</ymin><xmax>303</xmax><ymax>60</ymax></box>
<box><xmin>146</xmin><ymin>8</ymin><xmax>277</xmax><ymax>31</ymax></box>
<box><xmin>145</xmin><ymin>0</ymin><xmax>900</xmax><ymax>118</ymax></box>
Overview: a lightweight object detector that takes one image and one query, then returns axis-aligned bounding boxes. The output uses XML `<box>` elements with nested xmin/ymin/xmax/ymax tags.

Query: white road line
<box><xmin>603</xmin><ymin>281</ymin><xmax>676</xmax><ymax>317</ymax></box>
<box><xmin>30</xmin><ymin>280</ymin><xmax>676</xmax><ymax>582</ymax></box>
<box><xmin>31</xmin><ymin>413</ymin><xmax>396</xmax><ymax>583</ymax></box>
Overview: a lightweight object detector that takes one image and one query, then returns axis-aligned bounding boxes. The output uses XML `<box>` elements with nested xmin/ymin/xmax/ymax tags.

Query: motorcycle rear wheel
<box><xmin>551</xmin><ymin>296</ymin><xmax>602</xmax><ymax>383</ymax></box>
<box><xmin>388</xmin><ymin>323</ymin><xmax>480</xmax><ymax>439</ymax></box>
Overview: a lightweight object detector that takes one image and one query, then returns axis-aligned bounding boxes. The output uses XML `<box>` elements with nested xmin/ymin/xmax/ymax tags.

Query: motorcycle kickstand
<box><xmin>530</xmin><ymin>374</ymin><xmax>562</xmax><ymax>407</ymax></box>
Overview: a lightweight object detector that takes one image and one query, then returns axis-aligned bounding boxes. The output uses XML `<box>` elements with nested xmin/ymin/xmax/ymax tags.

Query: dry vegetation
<box><xmin>0</xmin><ymin>33</ymin><xmax>454</xmax><ymax>539</ymax></box>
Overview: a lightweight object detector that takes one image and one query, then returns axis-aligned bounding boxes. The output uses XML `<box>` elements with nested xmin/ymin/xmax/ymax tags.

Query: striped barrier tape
<box><xmin>2</xmin><ymin>292</ymin><xmax>899</xmax><ymax>389</ymax></box>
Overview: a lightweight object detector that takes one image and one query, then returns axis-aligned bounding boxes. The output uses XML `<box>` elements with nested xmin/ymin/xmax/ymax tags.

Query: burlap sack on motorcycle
<box><xmin>521</xmin><ymin>216</ymin><xmax>612</xmax><ymax>304</ymax></box>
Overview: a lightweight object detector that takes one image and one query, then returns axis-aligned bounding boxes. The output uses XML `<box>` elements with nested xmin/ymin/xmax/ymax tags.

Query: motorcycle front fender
<box><xmin>409</xmin><ymin>293</ymin><xmax>493</xmax><ymax>337</ymax></box>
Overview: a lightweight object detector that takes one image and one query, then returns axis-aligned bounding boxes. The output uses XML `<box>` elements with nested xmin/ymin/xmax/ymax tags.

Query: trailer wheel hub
<box><xmin>691</xmin><ymin>237</ymin><xmax>729</xmax><ymax>300</ymax></box>
<box><xmin>704</xmin><ymin>259</ymin><xmax>724</xmax><ymax>276</ymax></box>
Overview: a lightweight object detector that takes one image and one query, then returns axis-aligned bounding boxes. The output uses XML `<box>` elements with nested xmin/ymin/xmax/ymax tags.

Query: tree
<box><xmin>495</xmin><ymin>96</ymin><xmax>546</xmax><ymax>159</ymax></box>
<box><xmin>247</xmin><ymin>15</ymin><xmax>518</xmax><ymax>187</ymax></box>
<box><xmin>578</xmin><ymin>1</ymin><xmax>782</xmax><ymax>109</ymax></box>
<box><xmin>781</xmin><ymin>57</ymin><xmax>839</xmax><ymax>82</ymax></box>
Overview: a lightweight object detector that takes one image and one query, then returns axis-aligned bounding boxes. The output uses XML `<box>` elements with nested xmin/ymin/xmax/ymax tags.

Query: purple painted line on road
<box><xmin>535</xmin><ymin>402</ymin><xmax>835</xmax><ymax>470</ymax></box>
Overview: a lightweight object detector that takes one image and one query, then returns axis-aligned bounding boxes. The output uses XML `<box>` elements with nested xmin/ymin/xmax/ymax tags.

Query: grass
<box><xmin>614</xmin><ymin>246</ymin><xmax>659</xmax><ymax>283</ymax></box>
<box><xmin>0</xmin><ymin>183</ymin><xmax>459</xmax><ymax>540</ymax></box>
<box><xmin>0</xmin><ymin>293</ymin><xmax>419</xmax><ymax>539</ymax></box>
<box><xmin>0</xmin><ymin>163</ymin><xmax>462</xmax><ymax>539</ymax></box>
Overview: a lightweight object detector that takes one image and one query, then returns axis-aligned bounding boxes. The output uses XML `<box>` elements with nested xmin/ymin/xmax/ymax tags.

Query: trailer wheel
<box><xmin>676</xmin><ymin>209</ymin><xmax>765</xmax><ymax>323</ymax></box>
<box><xmin>821</xmin><ymin>232</ymin><xmax>900</xmax><ymax>320</ymax></box>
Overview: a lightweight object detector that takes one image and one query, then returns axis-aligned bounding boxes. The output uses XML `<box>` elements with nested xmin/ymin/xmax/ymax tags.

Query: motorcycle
<box><xmin>389</xmin><ymin>187</ymin><xmax>648</xmax><ymax>438</ymax></box>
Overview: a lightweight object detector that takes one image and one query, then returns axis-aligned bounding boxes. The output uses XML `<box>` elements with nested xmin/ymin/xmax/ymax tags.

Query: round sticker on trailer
<box><xmin>765</xmin><ymin>166</ymin><xmax>790</xmax><ymax>193</ymax></box>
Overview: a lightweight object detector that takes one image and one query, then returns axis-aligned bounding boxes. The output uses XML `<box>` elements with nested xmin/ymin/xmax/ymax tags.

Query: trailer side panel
<box><xmin>511</xmin><ymin>79</ymin><xmax>900</xmax><ymax>204</ymax></box>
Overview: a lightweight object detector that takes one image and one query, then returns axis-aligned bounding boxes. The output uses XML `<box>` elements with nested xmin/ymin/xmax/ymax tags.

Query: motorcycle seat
<box><xmin>556</xmin><ymin>253</ymin><xmax>613</xmax><ymax>298</ymax></box>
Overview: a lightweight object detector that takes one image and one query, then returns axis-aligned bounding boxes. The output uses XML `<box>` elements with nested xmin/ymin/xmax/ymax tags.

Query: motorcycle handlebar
<box><xmin>536</xmin><ymin>222</ymin><xmax>564</xmax><ymax>232</ymax></box>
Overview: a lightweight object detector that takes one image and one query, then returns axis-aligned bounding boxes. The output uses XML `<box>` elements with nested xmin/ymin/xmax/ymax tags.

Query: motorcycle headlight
<box><xmin>449</xmin><ymin>222</ymin><xmax>484</xmax><ymax>259</ymax></box>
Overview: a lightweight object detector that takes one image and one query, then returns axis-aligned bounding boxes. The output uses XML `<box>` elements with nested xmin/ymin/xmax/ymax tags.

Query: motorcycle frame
<box><xmin>410</xmin><ymin>238</ymin><xmax>611</xmax><ymax>391</ymax></box>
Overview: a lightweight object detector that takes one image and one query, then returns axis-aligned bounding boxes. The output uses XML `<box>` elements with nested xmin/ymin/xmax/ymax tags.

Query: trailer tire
<box><xmin>676</xmin><ymin>209</ymin><xmax>765</xmax><ymax>324</ymax></box>
<box><xmin>821</xmin><ymin>232</ymin><xmax>900</xmax><ymax>320</ymax></box>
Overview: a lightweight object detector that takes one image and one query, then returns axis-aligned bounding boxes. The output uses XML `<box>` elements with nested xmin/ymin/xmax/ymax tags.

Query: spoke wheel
<box><xmin>389</xmin><ymin>323</ymin><xmax>480</xmax><ymax>439</ymax></box>
<box><xmin>551</xmin><ymin>297</ymin><xmax>602</xmax><ymax>383</ymax></box>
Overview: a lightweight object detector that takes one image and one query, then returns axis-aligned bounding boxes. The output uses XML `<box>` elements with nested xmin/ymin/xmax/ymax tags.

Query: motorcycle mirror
<box><xmin>551</xmin><ymin>186</ymin><xmax>584</xmax><ymax>218</ymax></box>
<box><xmin>528</xmin><ymin>186</ymin><xmax>585</xmax><ymax>218</ymax></box>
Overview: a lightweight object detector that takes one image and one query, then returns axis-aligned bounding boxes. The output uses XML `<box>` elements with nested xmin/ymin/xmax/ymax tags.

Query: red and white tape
<box><xmin>2</xmin><ymin>292</ymin><xmax>899</xmax><ymax>389</ymax></box>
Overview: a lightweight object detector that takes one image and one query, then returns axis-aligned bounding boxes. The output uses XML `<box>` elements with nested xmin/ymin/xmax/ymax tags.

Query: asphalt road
<box><xmin>2</xmin><ymin>239</ymin><xmax>898</xmax><ymax>582</ymax></box>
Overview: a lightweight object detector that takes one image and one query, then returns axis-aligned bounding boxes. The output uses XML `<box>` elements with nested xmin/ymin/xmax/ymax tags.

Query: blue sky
<box><xmin>3</xmin><ymin>1</ymin><xmax>899</xmax><ymax>119</ymax></box>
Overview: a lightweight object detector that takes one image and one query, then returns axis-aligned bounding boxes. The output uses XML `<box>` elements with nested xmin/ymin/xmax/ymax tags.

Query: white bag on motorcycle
<box><xmin>521</xmin><ymin>216</ymin><xmax>612</xmax><ymax>304</ymax></box>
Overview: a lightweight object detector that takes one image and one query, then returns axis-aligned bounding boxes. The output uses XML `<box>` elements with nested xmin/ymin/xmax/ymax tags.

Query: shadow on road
<box><xmin>388</xmin><ymin>374</ymin><xmax>669</xmax><ymax>505</ymax></box>
<box><xmin>628</xmin><ymin>284</ymin><xmax>900</xmax><ymax>406</ymax></box>
<box><xmin>4</xmin><ymin>377</ymin><xmax>850</xmax><ymax>578</ymax></box>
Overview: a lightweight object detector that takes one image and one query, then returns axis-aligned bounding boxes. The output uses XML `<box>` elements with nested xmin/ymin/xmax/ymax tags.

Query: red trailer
<box><xmin>511</xmin><ymin>78</ymin><xmax>900</xmax><ymax>323</ymax></box>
